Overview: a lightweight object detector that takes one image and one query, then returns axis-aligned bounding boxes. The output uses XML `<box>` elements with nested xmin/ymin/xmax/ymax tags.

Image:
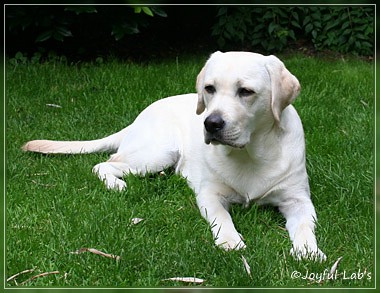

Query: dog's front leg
<box><xmin>279</xmin><ymin>196</ymin><xmax>326</xmax><ymax>262</ymax></box>
<box><xmin>196</xmin><ymin>184</ymin><xmax>246</xmax><ymax>250</ymax></box>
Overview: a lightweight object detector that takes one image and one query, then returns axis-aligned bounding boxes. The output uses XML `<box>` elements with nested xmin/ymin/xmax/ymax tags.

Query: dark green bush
<box><xmin>6</xmin><ymin>5</ymin><xmax>166</xmax><ymax>43</ymax></box>
<box><xmin>212</xmin><ymin>6</ymin><xmax>374</xmax><ymax>56</ymax></box>
<box><xmin>301</xmin><ymin>6</ymin><xmax>374</xmax><ymax>55</ymax></box>
<box><xmin>212</xmin><ymin>7</ymin><xmax>297</xmax><ymax>52</ymax></box>
<box><xmin>6</xmin><ymin>5</ymin><xmax>374</xmax><ymax>60</ymax></box>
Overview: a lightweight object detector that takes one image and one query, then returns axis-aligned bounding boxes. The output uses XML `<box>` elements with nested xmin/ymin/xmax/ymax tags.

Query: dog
<box><xmin>23</xmin><ymin>51</ymin><xmax>326</xmax><ymax>261</ymax></box>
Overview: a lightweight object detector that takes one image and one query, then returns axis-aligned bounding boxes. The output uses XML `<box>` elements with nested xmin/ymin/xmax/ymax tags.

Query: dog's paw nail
<box><xmin>216</xmin><ymin>237</ymin><xmax>246</xmax><ymax>251</ymax></box>
<box><xmin>107</xmin><ymin>179</ymin><xmax>127</xmax><ymax>191</ymax></box>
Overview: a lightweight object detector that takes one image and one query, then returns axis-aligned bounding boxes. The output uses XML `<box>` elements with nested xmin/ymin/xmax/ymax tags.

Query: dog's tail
<box><xmin>22</xmin><ymin>127</ymin><xmax>128</xmax><ymax>154</ymax></box>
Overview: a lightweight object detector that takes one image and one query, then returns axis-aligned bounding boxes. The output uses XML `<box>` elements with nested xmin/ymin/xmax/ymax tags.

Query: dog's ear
<box><xmin>195</xmin><ymin>66</ymin><xmax>206</xmax><ymax>115</ymax></box>
<box><xmin>265</xmin><ymin>55</ymin><xmax>301</xmax><ymax>124</ymax></box>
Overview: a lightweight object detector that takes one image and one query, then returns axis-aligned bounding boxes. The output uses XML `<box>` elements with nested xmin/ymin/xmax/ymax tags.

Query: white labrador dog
<box><xmin>23</xmin><ymin>51</ymin><xmax>326</xmax><ymax>261</ymax></box>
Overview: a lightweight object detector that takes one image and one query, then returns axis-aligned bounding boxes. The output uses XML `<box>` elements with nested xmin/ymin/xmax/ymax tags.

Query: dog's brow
<box><xmin>236</xmin><ymin>79</ymin><xmax>250</xmax><ymax>88</ymax></box>
<box><xmin>204</xmin><ymin>79</ymin><xmax>215</xmax><ymax>86</ymax></box>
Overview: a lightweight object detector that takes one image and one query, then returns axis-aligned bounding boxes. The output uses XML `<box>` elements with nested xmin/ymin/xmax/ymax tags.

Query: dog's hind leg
<box><xmin>91</xmin><ymin>98</ymin><xmax>185</xmax><ymax>191</ymax></box>
<box><xmin>92</xmin><ymin>161</ymin><xmax>131</xmax><ymax>191</ymax></box>
<box><xmin>92</xmin><ymin>148</ymin><xmax>179</xmax><ymax>191</ymax></box>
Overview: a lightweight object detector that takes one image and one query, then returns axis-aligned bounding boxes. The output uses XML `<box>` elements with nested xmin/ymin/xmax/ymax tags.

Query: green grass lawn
<box><xmin>5</xmin><ymin>54</ymin><xmax>374</xmax><ymax>288</ymax></box>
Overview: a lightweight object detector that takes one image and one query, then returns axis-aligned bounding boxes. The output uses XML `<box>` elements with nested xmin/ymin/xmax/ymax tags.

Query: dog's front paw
<box><xmin>290</xmin><ymin>246</ymin><xmax>326</xmax><ymax>262</ymax></box>
<box><xmin>215</xmin><ymin>234</ymin><xmax>246</xmax><ymax>251</ymax></box>
<box><xmin>106</xmin><ymin>178</ymin><xmax>127</xmax><ymax>191</ymax></box>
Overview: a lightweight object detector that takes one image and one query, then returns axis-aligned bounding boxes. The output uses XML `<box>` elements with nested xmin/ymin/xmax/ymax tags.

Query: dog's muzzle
<box><xmin>204</xmin><ymin>113</ymin><xmax>245</xmax><ymax>148</ymax></box>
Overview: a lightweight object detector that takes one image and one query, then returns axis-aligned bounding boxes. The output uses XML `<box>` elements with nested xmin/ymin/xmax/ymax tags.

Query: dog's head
<box><xmin>196</xmin><ymin>51</ymin><xmax>300</xmax><ymax>148</ymax></box>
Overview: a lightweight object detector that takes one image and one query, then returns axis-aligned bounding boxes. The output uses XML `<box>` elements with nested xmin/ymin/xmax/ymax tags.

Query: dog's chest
<box><xmin>209</xmin><ymin>149</ymin><xmax>286</xmax><ymax>202</ymax></box>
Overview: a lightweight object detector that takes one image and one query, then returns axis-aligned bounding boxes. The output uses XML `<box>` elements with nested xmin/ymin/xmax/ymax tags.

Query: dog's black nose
<box><xmin>204</xmin><ymin>113</ymin><xmax>225</xmax><ymax>134</ymax></box>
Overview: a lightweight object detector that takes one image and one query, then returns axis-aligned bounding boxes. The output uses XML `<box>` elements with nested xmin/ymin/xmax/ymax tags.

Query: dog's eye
<box><xmin>238</xmin><ymin>88</ymin><xmax>255</xmax><ymax>97</ymax></box>
<box><xmin>205</xmin><ymin>85</ymin><xmax>216</xmax><ymax>94</ymax></box>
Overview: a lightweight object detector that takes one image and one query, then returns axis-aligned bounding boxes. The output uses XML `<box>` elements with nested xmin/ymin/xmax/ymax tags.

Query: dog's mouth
<box><xmin>205</xmin><ymin>134</ymin><xmax>245</xmax><ymax>149</ymax></box>
<box><xmin>205</xmin><ymin>136</ymin><xmax>222</xmax><ymax>145</ymax></box>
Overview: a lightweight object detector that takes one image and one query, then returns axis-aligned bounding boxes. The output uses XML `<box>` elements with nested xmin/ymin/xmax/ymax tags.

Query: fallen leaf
<box><xmin>131</xmin><ymin>218</ymin><xmax>144</xmax><ymax>225</ymax></box>
<box><xmin>46</xmin><ymin>103</ymin><xmax>62</xmax><ymax>108</ymax></box>
<box><xmin>162</xmin><ymin>277</ymin><xmax>204</xmax><ymax>284</ymax></box>
<box><xmin>241</xmin><ymin>255</ymin><xmax>252</xmax><ymax>279</ymax></box>
<box><xmin>330</xmin><ymin>256</ymin><xmax>343</xmax><ymax>275</ymax></box>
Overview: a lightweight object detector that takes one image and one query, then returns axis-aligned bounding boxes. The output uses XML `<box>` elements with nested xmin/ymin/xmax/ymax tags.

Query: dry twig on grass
<box><xmin>7</xmin><ymin>268</ymin><xmax>35</xmax><ymax>282</ymax></box>
<box><xmin>70</xmin><ymin>247</ymin><xmax>121</xmax><ymax>260</ymax></box>
<box><xmin>19</xmin><ymin>271</ymin><xmax>60</xmax><ymax>285</ymax></box>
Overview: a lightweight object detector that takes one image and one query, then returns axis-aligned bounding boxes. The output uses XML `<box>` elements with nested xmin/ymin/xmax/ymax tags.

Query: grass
<box><xmin>5</xmin><ymin>54</ymin><xmax>374</xmax><ymax>288</ymax></box>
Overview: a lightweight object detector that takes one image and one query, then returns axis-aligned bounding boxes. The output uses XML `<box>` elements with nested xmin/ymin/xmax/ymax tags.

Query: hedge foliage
<box><xmin>6</xmin><ymin>5</ymin><xmax>375</xmax><ymax>59</ymax></box>
<box><xmin>212</xmin><ymin>6</ymin><xmax>374</xmax><ymax>56</ymax></box>
<box><xmin>6</xmin><ymin>5</ymin><xmax>166</xmax><ymax>43</ymax></box>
